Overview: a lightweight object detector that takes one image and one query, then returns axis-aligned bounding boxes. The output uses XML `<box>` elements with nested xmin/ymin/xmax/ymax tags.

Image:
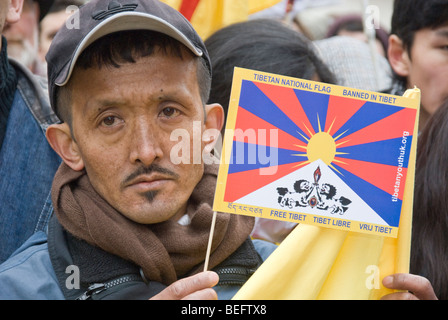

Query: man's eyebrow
<box><xmin>84</xmin><ymin>99</ymin><xmax>128</xmax><ymax>114</ymax></box>
<box><xmin>435</xmin><ymin>28</ymin><xmax>448</xmax><ymax>38</ymax></box>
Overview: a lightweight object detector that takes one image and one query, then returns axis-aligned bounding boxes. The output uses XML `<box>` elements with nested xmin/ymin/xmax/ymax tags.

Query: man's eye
<box><xmin>102</xmin><ymin>116</ymin><xmax>119</xmax><ymax>126</ymax></box>
<box><xmin>160</xmin><ymin>107</ymin><xmax>180</xmax><ymax>118</ymax></box>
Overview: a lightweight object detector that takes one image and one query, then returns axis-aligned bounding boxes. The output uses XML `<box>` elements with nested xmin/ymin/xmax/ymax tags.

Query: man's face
<box><xmin>68</xmin><ymin>48</ymin><xmax>210</xmax><ymax>224</ymax></box>
<box><xmin>406</xmin><ymin>25</ymin><xmax>448</xmax><ymax>121</ymax></box>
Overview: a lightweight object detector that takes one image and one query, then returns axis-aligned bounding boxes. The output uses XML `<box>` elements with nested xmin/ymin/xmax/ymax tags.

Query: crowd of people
<box><xmin>0</xmin><ymin>0</ymin><xmax>446</xmax><ymax>300</ymax></box>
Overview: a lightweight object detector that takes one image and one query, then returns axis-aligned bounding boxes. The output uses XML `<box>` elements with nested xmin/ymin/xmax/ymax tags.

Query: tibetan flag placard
<box><xmin>213</xmin><ymin>67</ymin><xmax>420</xmax><ymax>238</ymax></box>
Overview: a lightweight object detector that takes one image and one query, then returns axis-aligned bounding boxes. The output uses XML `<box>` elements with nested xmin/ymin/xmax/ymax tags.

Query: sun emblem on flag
<box><xmin>292</xmin><ymin>116</ymin><xmax>349</xmax><ymax>174</ymax></box>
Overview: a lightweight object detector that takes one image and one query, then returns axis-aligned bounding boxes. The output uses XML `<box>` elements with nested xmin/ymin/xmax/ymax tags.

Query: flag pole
<box><xmin>204</xmin><ymin>211</ymin><xmax>218</xmax><ymax>272</ymax></box>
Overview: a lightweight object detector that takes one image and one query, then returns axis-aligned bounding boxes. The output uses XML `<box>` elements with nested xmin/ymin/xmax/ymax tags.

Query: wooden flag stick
<box><xmin>203</xmin><ymin>211</ymin><xmax>218</xmax><ymax>272</ymax></box>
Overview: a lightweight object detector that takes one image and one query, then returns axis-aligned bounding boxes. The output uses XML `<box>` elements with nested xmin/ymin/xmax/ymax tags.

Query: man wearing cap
<box><xmin>0</xmin><ymin>0</ymin><xmax>277</xmax><ymax>300</ymax></box>
<box><xmin>0</xmin><ymin>0</ymin><xmax>438</xmax><ymax>300</ymax></box>
<box><xmin>0</xmin><ymin>0</ymin><xmax>61</xmax><ymax>264</ymax></box>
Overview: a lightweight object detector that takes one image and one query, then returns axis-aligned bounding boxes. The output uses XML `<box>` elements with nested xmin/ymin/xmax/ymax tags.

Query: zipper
<box><xmin>76</xmin><ymin>274</ymin><xmax>142</xmax><ymax>300</ymax></box>
<box><xmin>215</xmin><ymin>267</ymin><xmax>256</xmax><ymax>286</ymax></box>
<box><xmin>77</xmin><ymin>266</ymin><xmax>256</xmax><ymax>299</ymax></box>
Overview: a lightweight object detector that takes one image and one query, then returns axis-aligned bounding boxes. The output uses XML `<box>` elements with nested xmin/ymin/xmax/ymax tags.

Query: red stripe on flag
<box><xmin>334</xmin><ymin>157</ymin><xmax>407</xmax><ymax>200</ymax></box>
<box><xmin>224</xmin><ymin>162</ymin><xmax>307</xmax><ymax>203</ymax></box>
<box><xmin>179</xmin><ymin>0</ymin><xmax>201</xmax><ymax>21</ymax></box>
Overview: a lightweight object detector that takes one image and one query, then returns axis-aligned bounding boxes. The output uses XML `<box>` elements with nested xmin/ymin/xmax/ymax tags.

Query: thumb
<box><xmin>150</xmin><ymin>271</ymin><xmax>219</xmax><ymax>300</ymax></box>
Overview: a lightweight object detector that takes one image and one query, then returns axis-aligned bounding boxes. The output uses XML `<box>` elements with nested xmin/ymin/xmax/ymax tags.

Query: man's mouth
<box><xmin>125</xmin><ymin>174</ymin><xmax>171</xmax><ymax>192</ymax></box>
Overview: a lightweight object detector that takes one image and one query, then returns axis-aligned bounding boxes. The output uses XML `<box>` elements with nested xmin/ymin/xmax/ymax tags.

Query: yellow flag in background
<box><xmin>160</xmin><ymin>0</ymin><xmax>282</xmax><ymax>39</ymax></box>
<box><xmin>233</xmin><ymin>88</ymin><xmax>420</xmax><ymax>300</ymax></box>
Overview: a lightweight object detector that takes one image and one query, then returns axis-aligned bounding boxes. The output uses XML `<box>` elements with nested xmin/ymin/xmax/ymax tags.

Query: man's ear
<box><xmin>46</xmin><ymin>123</ymin><xmax>85</xmax><ymax>171</ymax></box>
<box><xmin>203</xmin><ymin>103</ymin><xmax>225</xmax><ymax>152</ymax></box>
<box><xmin>6</xmin><ymin>0</ymin><xmax>24</xmax><ymax>24</ymax></box>
<box><xmin>388</xmin><ymin>34</ymin><xmax>411</xmax><ymax>78</ymax></box>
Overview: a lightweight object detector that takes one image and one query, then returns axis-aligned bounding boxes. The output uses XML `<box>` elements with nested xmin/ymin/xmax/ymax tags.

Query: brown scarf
<box><xmin>51</xmin><ymin>162</ymin><xmax>254</xmax><ymax>285</ymax></box>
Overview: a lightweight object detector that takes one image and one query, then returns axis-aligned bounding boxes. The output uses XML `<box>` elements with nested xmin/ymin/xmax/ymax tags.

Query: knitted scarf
<box><xmin>51</xmin><ymin>162</ymin><xmax>254</xmax><ymax>285</ymax></box>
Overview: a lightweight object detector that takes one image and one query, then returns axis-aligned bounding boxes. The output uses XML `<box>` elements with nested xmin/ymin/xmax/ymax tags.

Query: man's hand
<box><xmin>150</xmin><ymin>271</ymin><xmax>219</xmax><ymax>300</ymax></box>
<box><xmin>381</xmin><ymin>273</ymin><xmax>438</xmax><ymax>300</ymax></box>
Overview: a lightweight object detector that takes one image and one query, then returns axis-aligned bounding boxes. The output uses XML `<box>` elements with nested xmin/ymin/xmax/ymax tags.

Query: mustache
<box><xmin>122</xmin><ymin>164</ymin><xmax>179</xmax><ymax>186</ymax></box>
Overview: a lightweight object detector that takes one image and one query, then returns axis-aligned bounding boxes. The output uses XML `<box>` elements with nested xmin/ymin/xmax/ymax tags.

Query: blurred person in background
<box><xmin>411</xmin><ymin>99</ymin><xmax>448</xmax><ymax>300</ymax></box>
<box><xmin>388</xmin><ymin>0</ymin><xmax>448</xmax><ymax>130</ymax></box>
<box><xmin>38</xmin><ymin>0</ymin><xmax>85</xmax><ymax>65</ymax></box>
<box><xmin>325</xmin><ymin>14</ymin><xmax>389</xmax><ymax>57</ymax></box>
<box><xmin>3</xmin><ymin>0</ymin><xmax>54</xmax><ymax>76</ymax></box>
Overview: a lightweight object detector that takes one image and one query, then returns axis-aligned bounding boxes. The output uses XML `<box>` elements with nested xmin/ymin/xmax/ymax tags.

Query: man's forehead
<box><xmin>70</xmin><ymin>57</ymin><xmax>200</xmax><ymax>111</ymax></box>
<box><xmin>83</xmin><ymin>89</ymin><xmax>187</xmax><ymax>108</ymax></box>
<box><xmin>71</xmin><ymin>46</ymin><xmax>196</xmax><ymax>79</ymax></box>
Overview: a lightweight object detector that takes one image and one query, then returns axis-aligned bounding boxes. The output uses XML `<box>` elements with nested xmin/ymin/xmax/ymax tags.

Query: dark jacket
<box><xmin>47</xmin><ymin>216</ymin><xmax>269</xmax><ymax>300</ymax></box>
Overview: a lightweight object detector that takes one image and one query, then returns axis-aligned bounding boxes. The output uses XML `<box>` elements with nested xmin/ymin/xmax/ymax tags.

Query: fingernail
<box><xmin>382</xmin><ymin>275</ymin><xmax>393</xmax><ymax>287</ymax></box>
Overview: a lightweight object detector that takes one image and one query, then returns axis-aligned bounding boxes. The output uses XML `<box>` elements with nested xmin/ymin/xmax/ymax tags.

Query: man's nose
<box><xmin>129</xmin><ymin>119</ymin><xmax>163</xmax><ymax>166</ymax></box>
